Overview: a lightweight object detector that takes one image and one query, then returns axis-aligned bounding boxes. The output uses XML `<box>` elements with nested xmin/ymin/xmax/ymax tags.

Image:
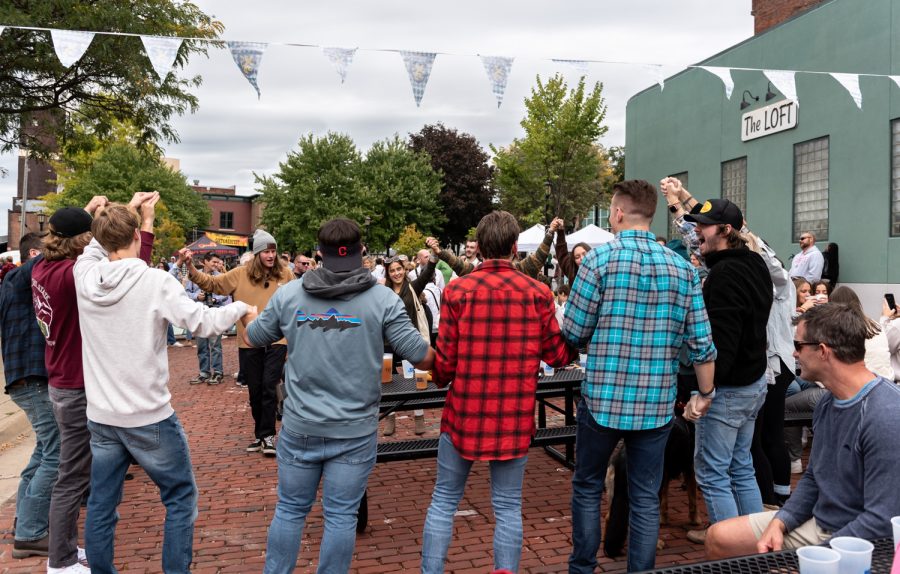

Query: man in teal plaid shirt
<box><xmin>563</xmin><ymin>179</ymin><xmax>717</xmax><ymax>573</ymax></box>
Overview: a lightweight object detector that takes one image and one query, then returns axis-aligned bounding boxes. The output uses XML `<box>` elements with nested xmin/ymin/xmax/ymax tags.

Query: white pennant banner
<box><xmin>479</xmin><ymin>55</ymin><xmax>514</xmax><ymax>108</ymax></box>
<box><xmin>643</xmin><ymin>64</ymin><xmax>667</xmax><ymax>90</ymax></box>
<box><xmin>227</xmin><ymin>41</ymin><xmax>267</xmax><ymax>98</ymax></box>
<box><xmin>322</xmin><ymin>47</ymin><xmax>357</xmax><ymax>84</ymax></box>
<box><xmin>51</xmin><ymin>30</ymin><xmax>95</xmax><ymax>68</ymax></box>
<box><xmin>700</xmin><ymin>66</ymin><xmax>735</xmax><ymax>99</ymax></box>
<box><xmin>830</xmin><ymin>73</ymin><xmax>862</xmax><ymax>109</ymax></box>
<box><xmin>0</xmin><ymin>26</ymin><xmax>5</xmax><ymax>37</ymax></box>
<box><xmin>552</xmin><ymin>59</ymin><xmax>590</xmax><ymax>75</ymax></box>
<box><xmin>891</xmin><ymin>76</ymin><xmax>900</xmax><ymax>91</ymax></box>
<box><xmin>400</xmin><ymin>51</ymin><xmax>437</xmax><ymax>107</ymax></box>
<box><xmin>141</xmin><ymin>36</ymin><xmax>182</xmax><ymax>81</ymax></box>
<box><xmin>764</xmin><ymin>70</ymin><xmax>798</xmax><ymax>106</ymax></box>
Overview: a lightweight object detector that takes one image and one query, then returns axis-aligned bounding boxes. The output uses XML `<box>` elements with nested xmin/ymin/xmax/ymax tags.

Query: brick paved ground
<box><xmin>0</xmin><ymin>338</ymin><xmax>806</xmax><ymax>573</ymax></box>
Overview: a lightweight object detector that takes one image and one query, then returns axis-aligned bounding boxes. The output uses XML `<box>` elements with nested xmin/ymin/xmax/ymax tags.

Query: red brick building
<box><xmin>752</xmin><ymin>0</ymin><xmax>827</xmax><ymax>34</ymax></box>
<box><xmin>190</xmin><ymin>183</ymin><xmax>261</xmax><ymax>248</ymax></box>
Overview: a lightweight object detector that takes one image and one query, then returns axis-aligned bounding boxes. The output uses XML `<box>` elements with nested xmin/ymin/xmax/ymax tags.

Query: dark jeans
<box><xmin>48</xmin><ymin>387</ymin><xmax>93</xmax><ymax>569</ymax></box>
<box><xmin>569</xmin><ymin>400</ymin><xmax>673</xmax><ymax>574</ymax></box>
<box><xmin>751</xmin><ymin>363</ymin><xmax>793</xmax><ymax>504</ymax></box>
<box><xmin>8</xmin><ymin>377</ymin><xmax>59</xmax><ymax>542</ymax></box>
<box><xmin>239</xmin><ymin>345</ymin><xmax>286</xmax><ymax>440</ymax></box>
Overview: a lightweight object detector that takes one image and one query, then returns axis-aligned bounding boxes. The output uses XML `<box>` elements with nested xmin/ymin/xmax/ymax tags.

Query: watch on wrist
<box><xmin>668</xmin><ymin>204</ymin><xmax>679</xmax><ymax>213</ymax></box>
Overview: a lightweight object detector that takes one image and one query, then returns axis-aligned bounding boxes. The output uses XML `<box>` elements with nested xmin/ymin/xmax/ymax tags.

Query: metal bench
<box><xmin>375</xmin><ymin>424</ymin><xmax>577</xmax><ymax>463</ymax></box>
<box><xmin>784</xmin><ymin>410</ymin><xmax>814</xmax><ymax>427</ymax></box>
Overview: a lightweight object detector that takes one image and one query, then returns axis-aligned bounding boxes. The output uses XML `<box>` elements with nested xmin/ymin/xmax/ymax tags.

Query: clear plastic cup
<box><xmin>796</xmin><ymin>546</ymin><xmax>841</xmax><ymax>574</ymax></box>
<box><xmin>540</xmin><ymin>361</ymin><xmax>554</xmax><ymax>377</ymax></box>
<box><xmin>892</xmin><ymin>516</ymin><xmax>900</xmax><ymax>553</ymax></box>
<box><xmin>829</xmin><ymin>536</ymin><xmax>873</xmax><ymax>574</ymax></box>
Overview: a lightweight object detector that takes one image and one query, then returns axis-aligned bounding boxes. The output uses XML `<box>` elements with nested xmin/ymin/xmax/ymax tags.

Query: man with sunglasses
<box><xmin>292</xmin><ymin>254</ymin><xmax>312</xmax><ymax>279</ymax></box>
<box><xmin>789</xmin><ymin>231</ymin><xmax>824</xmax><ymax>284</ymax></box>
<box><xmin>705</xmin><ymin>303</ymin><xmax>900</xmax><ymax>557</ymax></box>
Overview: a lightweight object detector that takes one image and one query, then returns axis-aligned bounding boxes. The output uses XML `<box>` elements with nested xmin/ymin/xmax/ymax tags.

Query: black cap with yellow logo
<box><xmin>684</xmin><ymin>198</ymin><xmax>743</xmax><ymax>229</ymax></box>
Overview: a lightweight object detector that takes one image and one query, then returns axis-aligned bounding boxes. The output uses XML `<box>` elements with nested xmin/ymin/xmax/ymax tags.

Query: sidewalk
<box><xmin>0</xmin><ymin>339</ymin><xmax>714</xmax><ymax>573</ymax></box>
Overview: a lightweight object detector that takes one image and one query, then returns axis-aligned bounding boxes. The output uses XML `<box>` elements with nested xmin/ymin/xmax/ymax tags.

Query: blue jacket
<box><xmin>0</xmin><ymin>256</ymin><xmax>48</xmax><ymax>389</ymax></box>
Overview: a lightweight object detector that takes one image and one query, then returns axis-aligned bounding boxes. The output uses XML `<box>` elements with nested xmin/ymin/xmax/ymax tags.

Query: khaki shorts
<box><xmin>748</xmin><ymin>511</ymin><xmax>831</xmax><ymax>549</ymax></box>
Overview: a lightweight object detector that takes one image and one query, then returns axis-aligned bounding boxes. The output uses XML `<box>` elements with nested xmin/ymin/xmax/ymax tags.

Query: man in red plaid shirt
<box><xmin>421</xmin><ymin>210</ymin><xmax>577</xmax><ymax>574</ymax></box>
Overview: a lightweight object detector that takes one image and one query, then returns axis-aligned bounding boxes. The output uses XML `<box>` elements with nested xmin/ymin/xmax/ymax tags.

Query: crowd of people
<box><xmin>1</xmin><ymin>177</ymin><xmax>899</xmax><ymax>574</ymax></box>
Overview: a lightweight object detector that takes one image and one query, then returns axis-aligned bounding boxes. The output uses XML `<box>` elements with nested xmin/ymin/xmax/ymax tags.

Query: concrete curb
<box><xmin>0</xmin><ymin>395</ymin><xmax>28</xmax><ymax>446</ymax></box>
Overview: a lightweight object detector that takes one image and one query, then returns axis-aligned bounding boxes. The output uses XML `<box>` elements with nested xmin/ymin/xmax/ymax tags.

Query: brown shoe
<box><xmin>686</xmin><ymin>525</ymin><xmax>708</xmax><ymax>544</ymax></box>
<box><xmin>383</xmin><ymin>414</ymin><xmax>396</xmax><ymax>436</ymax></box>
<box><xmin>12</xmin><ymin>534</ymin><xmax>49</xmax><ymax>558</ymax></box>
<box><xmin>414</xmin><ymin>414</ymin><xmax>426</xmax><ymax>435</ymax></box>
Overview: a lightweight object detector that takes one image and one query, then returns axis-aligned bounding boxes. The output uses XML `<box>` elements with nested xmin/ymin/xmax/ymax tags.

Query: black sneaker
<box><xmin>189</xmin><ymin>375</ymin><xmax>208</xmax><ymax>385</ymax></box>
<box><xmin>261</xmin><ymin>436</ymin><xmax>276</xmax><ymax>456</ymax></box>
<box><xmin>207</xmin><ymin>373</ymin><xmax>222</xmax><ymax>385</ymax></box>
<box><xmin>246</xmin><ymin>439</ymin><xmax>263</xmax><ymax>452</ymax></box>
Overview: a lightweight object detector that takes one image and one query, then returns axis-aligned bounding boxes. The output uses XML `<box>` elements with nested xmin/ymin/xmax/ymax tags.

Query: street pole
<box><xmin>19</xmin><ymin>155</ymin><xmax>29</xmax><ymax>244</ymax></box>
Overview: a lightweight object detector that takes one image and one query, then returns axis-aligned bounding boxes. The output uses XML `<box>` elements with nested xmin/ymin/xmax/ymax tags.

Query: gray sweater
<box><xmin>246</xmin><ymin>268</ymin><xmax>430</xmax><ymax>439</ymax></box>
<box><xmin>776</xmin><ymin>376</ymin><xmax>900</xmax><ymax>539</ymax></box>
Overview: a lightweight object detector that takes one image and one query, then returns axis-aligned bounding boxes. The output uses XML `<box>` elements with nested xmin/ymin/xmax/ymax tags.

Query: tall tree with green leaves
<box><xmin>46</xmin><ymin>138</ymin><xmax>209</xmax><ymax>234</ymax></box>
<box><xmin>360</xmin><ymin>135</ymin><xmax>444</xmax><ymax>251</ymax></box>
<box><xmin>409</xmin><ymin>123</ymin><xmax>493</xmax><ymax>248</ymax></box>
<box><xmin>0</xmin><ymin>1</ymin><xmax>222</xmax><ymax>159</ymax></box>
<box><xmin>256</xmin><ymin>132</ymin><xmax>365</xmax><ymax>254</ymax></box>
<box><xmin>492</xmin><ymin>74</ymin><xmax>609</xmax><ymax>228</ymax></box>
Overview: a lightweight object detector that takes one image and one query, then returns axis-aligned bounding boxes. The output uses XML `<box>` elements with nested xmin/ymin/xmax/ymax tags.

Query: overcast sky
<box><xmin>0</xmin><ymin>1</ymin><xmax>755</xmax><ymax>235</ymax></box>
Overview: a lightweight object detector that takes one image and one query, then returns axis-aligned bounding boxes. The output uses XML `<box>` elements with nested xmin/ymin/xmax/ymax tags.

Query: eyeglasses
<box><xmin>793</xmin><ymin>340</ymin><xmax>820</xmax><ymax>352</ymax></box>
<box><xmin>800</xmin><ymin>236</ymin><xmax>811</xmax><ymax>241</ymax></box>
<box><xmin>298</xmin><ymin>262</ymin><xmax>310</xmax><ymax>267</ymax></box>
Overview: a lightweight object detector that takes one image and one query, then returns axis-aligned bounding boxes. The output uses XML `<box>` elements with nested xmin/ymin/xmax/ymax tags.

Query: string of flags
<box><xmin>1</xmin><ymin>24</ymin><xmax>898</xmax><ymax>110</ymax></box>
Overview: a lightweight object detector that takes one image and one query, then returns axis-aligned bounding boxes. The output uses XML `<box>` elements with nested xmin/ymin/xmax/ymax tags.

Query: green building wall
<box><xmin>626</xmin><ymin>0</ymin><xmax>900</xmax><ymax>287</ymax></box>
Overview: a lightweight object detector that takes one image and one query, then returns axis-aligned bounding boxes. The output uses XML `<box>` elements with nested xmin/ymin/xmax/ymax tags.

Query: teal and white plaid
<box><xmin>563</xmin><ymin>230</ymin><xmax>716</xmax><ymax>430</ymax></box>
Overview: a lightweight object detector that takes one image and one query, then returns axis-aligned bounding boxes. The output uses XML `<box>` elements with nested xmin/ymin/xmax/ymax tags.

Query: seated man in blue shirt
<box><xmin>705</xmin><ymin>303</ymin><xmax>900</xmax><ymax>558</ymax></box>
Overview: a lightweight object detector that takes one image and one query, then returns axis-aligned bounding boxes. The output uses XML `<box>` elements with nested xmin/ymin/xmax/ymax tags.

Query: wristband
<box><xmin>698</xmin><ymin>387</ymin><xmax>716</xmax><ymax>399</ymax></box>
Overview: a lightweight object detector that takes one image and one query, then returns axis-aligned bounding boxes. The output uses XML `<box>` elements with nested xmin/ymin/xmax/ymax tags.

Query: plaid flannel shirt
<box><xmin>0</xmin><ymin>256</ymin><xmax>47</xmax><ymax>389</ymax></box>
<box><xmin>563</xmin><ymin>230</ymin><xmax>716</xmax><ymax>430</ymax></box>
<box><xmin>434</xmin><ymin>259</ymin><xmax>577</xmax><ymax>460</ymax></box>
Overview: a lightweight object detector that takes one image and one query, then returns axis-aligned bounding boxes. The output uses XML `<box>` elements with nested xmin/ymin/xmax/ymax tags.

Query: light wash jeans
<box><xmin>694</xmin><ymin>374</ymin><xmax>768</xmax><ymax>524</ymax></box>
<box><xmin>421</xmin><ymin>433</ymin><xmax>529</xmax><ymax>574</ymax></box>
<box><xmin>85</xmin><ymin>414</ymin><xmax>198</xmax><ymax>574</ymax></box>
<box><xmin>568</xmin><ymin>400</ymin><xmax>673</xmax><ymax>574</ymax></box>
<box><xmin>8</xmin><ymin>378</ymin><xmax>59</xmax><ymax>542</ymax></box>
<box><xmin>264</xmin><ymin>428</ymin><xmax>376</xmax><ymax>574</ymax></box>
<box><xmin>196</xmin><ymin>334</ymin><xmax>223</xmax><ymax>377</ymax></box>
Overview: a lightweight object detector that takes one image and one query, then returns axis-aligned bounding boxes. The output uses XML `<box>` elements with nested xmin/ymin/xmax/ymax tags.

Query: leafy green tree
<box><xmin>0</xmin><ymin>1</ymin><xmax>222</xmax><ymax>157</ymax></box>
<box><xmin>392</xmin><ymin>225</ymin><xmax>427</xmax><ymax>258</ymax></box>
<box><xmin>360</xmin><ymin>136</ymin><xmax>444</xmax><ymax>251</ymax></box>
<box><xmin>492</xmin><ymin>74</ymin><xmax>609</xmax><ymax>228</ymax></box>
<box><xmin>256</xmin><ymin>132</ymin><xmax>365</xmax><ymax>253</ymax></box>
<box><xmin>151</xmin><ymin>206</ymin><xmax>187</xmax><ymax>264</ymax></box>
<box><xmin>46</xmin><ymin>140</ymin><xmax>209</xmax><ymax>233</ymax></box>
<box><xmin>408</xmin><ymin>123</ymin><xmax>493</xmax><ymax>248</ymax></box>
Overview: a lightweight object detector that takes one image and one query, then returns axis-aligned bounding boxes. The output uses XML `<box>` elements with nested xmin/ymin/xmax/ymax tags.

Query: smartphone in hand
<box><xmin>885</xmin><ymin>293</ymin><xmax>897</xmax><ymax>312</ymax></box>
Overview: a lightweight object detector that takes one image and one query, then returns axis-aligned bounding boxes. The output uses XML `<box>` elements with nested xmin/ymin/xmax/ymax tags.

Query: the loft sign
<box><xmin>741</xmin><ymin>99</ymin><xmax>798</xmax><ymax>142</ymax></box>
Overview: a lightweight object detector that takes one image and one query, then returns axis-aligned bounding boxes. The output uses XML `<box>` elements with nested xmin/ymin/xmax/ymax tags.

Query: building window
<box><xmin>891</xmin><ymin>120</ymin><xmax>900</xmax><ymax>235</ymax></box>
<box><xmin>668</xmin><ymin>172</ymin><xmax>688</xmax><ymax>240</ymax></box>
<box><xmin>721</xmin><ymin>157</ymin><xmax>747</xmax><ymax>216</ymax></box>
<box><xmin>219</xmin><ymin>211</ymin><xmax>234</xmax><ymax>229</ymax></box>
<box><xmin>793</xmin><ymin>137</ymin><xmax>829</xmax><ymax>241</ymax></box>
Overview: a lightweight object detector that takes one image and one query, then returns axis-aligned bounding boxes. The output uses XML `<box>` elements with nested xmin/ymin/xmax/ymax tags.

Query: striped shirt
<box><xmin>563</xmin><ymin>230</ymin><xmax>716</xmax><ymax>430</ymax></box>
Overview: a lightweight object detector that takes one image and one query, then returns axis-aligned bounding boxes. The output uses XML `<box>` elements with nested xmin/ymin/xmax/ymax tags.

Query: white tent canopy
<box><xmin>516</xmin><ymin>223</ymin><xmax>546</xmax><ymax>252</ymax></box>
<box><xmin>566</xmin><ymin>224</ymin><xmax>615</xmax><ymax>250</ymax></box>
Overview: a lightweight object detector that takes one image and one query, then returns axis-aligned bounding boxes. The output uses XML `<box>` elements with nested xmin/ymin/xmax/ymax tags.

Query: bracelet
<box><xmin>698</xmin><ymin>387</ymin><xmax>716</xmax><ymax>399</ymax></box>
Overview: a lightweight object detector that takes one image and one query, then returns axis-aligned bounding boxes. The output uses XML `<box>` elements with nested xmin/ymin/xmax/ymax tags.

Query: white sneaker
<box><xmin>791</xmin><ymin>459</ymin><xmax>803</xmax><ymax>474</ymax></box>
<box><xmin>77</xmin><ymin>546</ymin><xmax>88</xmax><ymax>565</ymax></box>
<box><xmin>171</xmin><ymin>342</ymin><xmax>184</xmax><ymax>348</ymax></box>
<box><xmin>48</xmin><ymin>561</ymin><xmax>91</xmax><ymax>573</ymax></box>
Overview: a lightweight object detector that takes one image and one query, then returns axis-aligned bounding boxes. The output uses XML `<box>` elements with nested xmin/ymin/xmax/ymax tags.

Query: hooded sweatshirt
<box><xmin>247</xmin><ymin>266</ymin><xmax>430</xmax><ymax>439</ymax></box>
<box><xmin>74</xmin><ymin>239</ymin><xmax>247</xmax><ymax>427</ymax></box>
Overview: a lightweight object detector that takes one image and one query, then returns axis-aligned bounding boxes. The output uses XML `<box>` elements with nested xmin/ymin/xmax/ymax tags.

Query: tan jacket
<box><xmin>190</xmin><ymin>264</ymin><xmax>294</xmax><ymax>348</ymax></box>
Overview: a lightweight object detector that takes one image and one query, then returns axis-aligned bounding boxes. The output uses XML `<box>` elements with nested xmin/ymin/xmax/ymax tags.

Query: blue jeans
<box><xmin>8</xmin><ymin>378</ymin><xmax>60</xmax><ymax>542</ymax></box>
<box><xmin>421</xmin><ymin>433</ymin><xmax>529</xmax><ymax>574</ymax></box>
<box><xmin>694</xmin><ymin>374</ymin><xmax>768</xmax><ymax>524</ymax></box>
<box><xmin>196</xmin><ymin>334</ymin><xmax>223</xmax><ymax>376</ymax></box>
<box><xmin>569</xmin><ymin>400</ymin><xmax>673</xmax><ymax>574</ymax></box>
<box><xmin>85</xmin><ymin>414</ymin><xmax>197</xmax><ymax>574</ymax></box>
<box><xmin>167</xmin><ymin>323</ymin><xmax>176</xmax><ymax>345</ymax></box>
<box><xmin>264</xmin><ymin>428</ymin><xmax>376</xmax><ymax>574</ymax></box>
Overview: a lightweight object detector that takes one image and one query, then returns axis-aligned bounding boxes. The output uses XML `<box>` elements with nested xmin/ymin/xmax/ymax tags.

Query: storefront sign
<box><xmin>741</xmin><ymin>99</ymin><xmax>797</xmax><ymax>142</ymax></box>
<box><xmin>206</xmin><ymin>231</ymin><xmax>248</xmax><ymax>247</ymax></box>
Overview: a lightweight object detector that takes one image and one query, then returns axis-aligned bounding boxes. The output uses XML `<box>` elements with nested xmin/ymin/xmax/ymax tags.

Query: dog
<box><xmin>602</xmin><ymin>409</ymin><xmax>700</xmax><ymax>558</ymax></box>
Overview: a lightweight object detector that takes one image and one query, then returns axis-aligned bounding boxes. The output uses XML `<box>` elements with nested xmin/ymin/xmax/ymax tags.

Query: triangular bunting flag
<box><xmin>764</xmin><ymin>70</ymin><xmax>798</xmax><ymax>106</ymax></box>
<box><xmin>322</xmin><ymin>47</ymin><xmax>357</xmax><ymax>84</ymax></box>
<box><xmin>400</xmin><ymin>51</ymin><xmax>437</xmax><ymax>107</ymax></box>
<box><xmin>141</xmin><ymin>36</ymin><xmax>182</xmax><ymax>81</ymax></box>
<box><xmin>479</xmin><ymin>55</ymin><xmax>514</xmax><ymax>108</ymax></box>
<box><xmin>552</xmin><ymin>59</ymin><xmax>590</xmax><ymax>75</ymax></box>
<box><xmin>640</xmin><ymin>64</ymin><xmax>668</xmax><ymax>90</ymax></box>
<box><xmin>50</xmin><ymin>30</ymin><xmax>95</xmax><ymax>68</ymax></box>
<box><xmin>227</xmin><ymin>42</ymin><xmax>267</xmax><ymax>98</ymax></box>
<box><xmin>699</xmin><ymin>66</ymin><xmax>735</xmax><ymax>99</ymax></box>
<box><xmin>891</xmin><ymin>76</ymin><xmax>900</xmax><ymax>90</ymax></box>
<box><xmin>0</xmin><ymin>26</ymin><xmax>5</xmax><ymax>37</ymax></box>
<box><xmin>831</xmin><ymin>73</ymin><xmax>862</xmax><ymax>109</ymax></box>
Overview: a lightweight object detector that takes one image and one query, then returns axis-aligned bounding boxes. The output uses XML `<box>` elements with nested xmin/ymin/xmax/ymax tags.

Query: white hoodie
<box><xmin>74</xmin><ymin>239</ymin><xmax>247</xmax><ymax>428</ymax></box>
